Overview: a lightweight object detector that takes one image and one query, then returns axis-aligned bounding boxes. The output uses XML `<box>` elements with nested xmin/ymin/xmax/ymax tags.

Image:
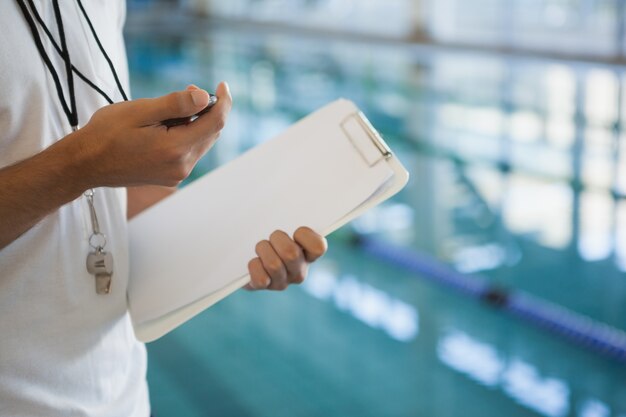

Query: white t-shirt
<box><xmin>0</xmin><ymin>1</ymin><xmax>149</xmax><ymax>416</ymax></box>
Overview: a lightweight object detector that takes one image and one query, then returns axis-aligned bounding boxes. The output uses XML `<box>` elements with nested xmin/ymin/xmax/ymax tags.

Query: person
<box><xmin>0</xmin><ymin>1</ymin><xmax>327</xmax><ymax>416</ymax></box>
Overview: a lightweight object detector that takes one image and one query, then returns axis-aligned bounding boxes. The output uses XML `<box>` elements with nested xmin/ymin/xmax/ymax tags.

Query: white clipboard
<box><xmin>128</xmin><ymin>99</ymin><xmax>409</xmax><ymax>342</ymax></box>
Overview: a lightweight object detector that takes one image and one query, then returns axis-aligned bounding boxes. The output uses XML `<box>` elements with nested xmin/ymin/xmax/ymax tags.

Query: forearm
<box><xmin>0</xmin><ymin>84</ymin><xmax>231</xmax><ymax>247</ymax></box>
<box><xmin>0</xmin><ymin>132</ymin><xmax>90</xmax><ymax>250</ymax></box>
<box><xmin>127</xmin><ymin>185</ymin><xmax>176</xmax><ymax>219</ymax></box>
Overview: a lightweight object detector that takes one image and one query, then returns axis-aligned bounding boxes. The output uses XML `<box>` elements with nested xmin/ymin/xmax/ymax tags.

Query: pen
<box><xmin>161</xmin><ymin>93</ymin><xmax>218</xmax><ymax>128</ymax></box>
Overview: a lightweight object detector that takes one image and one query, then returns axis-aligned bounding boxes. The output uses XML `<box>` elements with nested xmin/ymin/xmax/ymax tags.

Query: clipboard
<box><xmin>128</xmin><ymin>99</ymin><xmax>409</xmax><ymax>342</ymax></box>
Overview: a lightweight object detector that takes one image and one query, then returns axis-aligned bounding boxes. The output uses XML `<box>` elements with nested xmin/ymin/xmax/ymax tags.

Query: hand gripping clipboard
<box><xmin>128</xmin><ymin>99</ymin><xmax>409</xmax><ymax>342</ymax></box>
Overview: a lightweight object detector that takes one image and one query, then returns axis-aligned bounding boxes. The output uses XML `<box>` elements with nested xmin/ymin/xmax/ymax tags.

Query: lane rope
<box><xmin>354</xmin><ymin>234</ymin><xmax>626</xmax><ymax>363</ymax></box>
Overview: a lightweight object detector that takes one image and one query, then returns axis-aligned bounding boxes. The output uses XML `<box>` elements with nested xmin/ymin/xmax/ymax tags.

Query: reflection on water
<box><xmin>126</xmin><ymin>22</ymin><xmax>626</xmax><ymax>417</ymax></box>
<box><xmin>439</xmin><ymin>331</ymin><xmax>570</xmax><ymax>417</ymax></box>
<box><xmin>303</xmin><ymin>267</ymin><xmax>419</xmax><ymax>343</ymax></box>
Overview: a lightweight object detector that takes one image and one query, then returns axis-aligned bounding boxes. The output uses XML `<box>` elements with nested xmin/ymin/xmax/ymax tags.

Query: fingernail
<box><xmin>191</xmin><ymin>89</ymin><xmax>208</xmax><ymax>107</ymax></box>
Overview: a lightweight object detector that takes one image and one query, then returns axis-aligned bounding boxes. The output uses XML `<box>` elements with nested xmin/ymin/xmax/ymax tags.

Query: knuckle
<box><xmin>213</xmin><ymin>112</ymin><xmax>226</xmax><ymax>131</ymax></box>
<box><xmin>294</xmin><ymin>226</ymin><xmax>310</xmax><ymax>238</ymax></box>
<box><xmin>269</xmin><ymin>230</ymin><xmax>284</xmax><ymax>241</ymax></box>
<box><xmin>311</xmin><ymin>237</ymin><xmax>328</xmax><ymax>257</ymax></box>
<box><xmin>173</xmin><ymin>165</ymin><xmax>190</xmax><ymax>182</ymax></box>
<box><xmin>310</xmin><ymin>250</ymin><xmax>325</xmax><ymax>262</ymax></box>
<box><xmin>255</xmin><ymin>240</ymin><xmax>268</xmax><ymax>254</ymax></box>
<box><xmin>164</xmin><ymin>146</ymin><xmax>185</xmax><ymax>163</ymax></box>
<box><xmin>267</xmin><ymin>259</ymin><xmax>284</xmax><ymax>274</ymax></box>
<box><xmin>247</xmin><ymin>258</ymin><xmax>258</xmax><ymax>270</ymax></box>
<box><xmin>310</xmin><ymin>244</ymin><xmax>326</xmax><ymax>259</ymax></box>
<box><xmin>282</xmin><ymin>245</ymin><xmax>301</xmax><ymax>262</ymax></box>
<box><xmin>248</xmin><ymin>274</ymin><xmax>259</xmax><ymax>289</ymax></box>
<box><xmin>169</xmin><ymin>152</ymin><xmax>194</xmax><ymax>180</ymax></box>
<box><xmin>291</xmin><ymin>273</ymin><xmax>305</xmax><ymax>284</ymax></box>
<box><xmin>253</xmin><ymin>276</ymin><xmax>270</xmax><ymax>289</ymax></box>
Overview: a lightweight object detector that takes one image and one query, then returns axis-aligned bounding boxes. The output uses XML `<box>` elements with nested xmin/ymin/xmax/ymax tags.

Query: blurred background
<box><xmin>125</xmin><ymin>1</ymin><xmax>626</xmax><ymax>416</ymax></box>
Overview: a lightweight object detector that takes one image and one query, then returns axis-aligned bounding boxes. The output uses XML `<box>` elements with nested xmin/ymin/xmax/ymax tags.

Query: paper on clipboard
<box><xmin>128</xmin><ymin>99</ymin><xmax>409</xmax><ymax>342</ymax></box>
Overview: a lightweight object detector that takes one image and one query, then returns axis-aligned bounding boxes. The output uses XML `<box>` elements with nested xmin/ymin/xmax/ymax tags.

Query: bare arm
<box><xmin>126</xmin><ymin>185</ymin><xmax>176</xmax><ymax>219</ymax></box>
<box><xmin>0</xmin><ymin>83</ymin><xmax>231</xmax><ymax>251</ymax></box>
<box><xmin>0</xmin><ymin>133</ymin><xmax>90</xmax><ymax>250</ymax></box>
<box><xmin>1</xmin><ymin>80</ymin><xmax>328</xmax><ymax>292</ymax></box>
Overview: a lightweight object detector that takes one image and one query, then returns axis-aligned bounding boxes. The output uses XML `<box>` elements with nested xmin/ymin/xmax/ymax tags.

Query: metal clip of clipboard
<box><xmin>341</xmin><ymin>111</ymin><xmax>393</xmax><ymax>167</ymax></box>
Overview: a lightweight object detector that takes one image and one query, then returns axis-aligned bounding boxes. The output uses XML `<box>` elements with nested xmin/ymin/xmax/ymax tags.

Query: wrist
<box><xmin>47</xmin><ymin>129</ymin><xmax>100</xmax><ymax>195</ymax></box>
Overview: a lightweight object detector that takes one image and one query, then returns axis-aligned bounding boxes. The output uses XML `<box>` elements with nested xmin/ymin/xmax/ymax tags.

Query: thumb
<box><xmin>138</xmin><ymin>88</ymin><xmax>210</xmax><ymax>124</ymax></box>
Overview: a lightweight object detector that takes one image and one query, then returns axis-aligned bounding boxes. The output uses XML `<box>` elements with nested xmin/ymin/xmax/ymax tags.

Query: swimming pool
<box><xmin>126</xmin><ymin>19</ymin><xmax>626</xmax><ymax>417</ymax></box>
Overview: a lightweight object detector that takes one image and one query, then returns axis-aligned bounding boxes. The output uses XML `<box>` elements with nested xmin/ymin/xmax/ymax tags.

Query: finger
<box><xmin>255</xmin><ymin>239</ymin><xmax>288</xmax><ymax>291</ymax></box>
<box><xmin>215</xmin><ymin>82</ymin><xmax>232</xmax><ymax>112</ymax></box>
<box><xmin>247</xmin><ymin>257</ymin><xmax>271</xmax><ymax>290</ymax></box>
<box><xmin>269</xmin><ymin>230</ymin><xmax>307</xmax><ymax>284</ymax></box>
<box><xmin>182</xmin><ymin>81</ymin><xmax>232</xmax><ymax>142</ymax></box>
<box><xmin>182</xmin><ymin>84</ymin><xmax>219</xmax><ymax>155</ymax></box>
<box><xmin>293</xmin><ymin>227</ymin><xmax>328</xmax><ymax>263</ymax></box>
<box><xmin>157</xmin><ymin>84</ymin><xmax>199</xmax><ymax>128</ymax></box>
<box><xmin>137</xmin><ymin>88</ymin><xmax>211</xmax><ymax>125</ymax></box>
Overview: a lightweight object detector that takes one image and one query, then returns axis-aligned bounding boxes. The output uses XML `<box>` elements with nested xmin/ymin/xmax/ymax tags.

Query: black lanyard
<box><xmin>16</xmin><ymin>0</ymin><xmax>129</xmax><ymax>130</ymax></box>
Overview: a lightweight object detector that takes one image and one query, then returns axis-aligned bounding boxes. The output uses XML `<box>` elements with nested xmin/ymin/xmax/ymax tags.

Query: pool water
<box><xmin>126</xmin><ymin>23</ymin><xmax>626</xmax><ymax>417</ymax></box>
